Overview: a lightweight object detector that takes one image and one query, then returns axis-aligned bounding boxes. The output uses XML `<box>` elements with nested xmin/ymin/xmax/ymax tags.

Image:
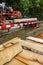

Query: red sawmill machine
<box><xmin>0</xmin><ymin>5</ymin><xmax>40</xmax><ymax>31</ymax></box>
<box><xmin>0</xmin><ymin>7</ymin><xmax>22</xmax><ymax>31</ymax></box>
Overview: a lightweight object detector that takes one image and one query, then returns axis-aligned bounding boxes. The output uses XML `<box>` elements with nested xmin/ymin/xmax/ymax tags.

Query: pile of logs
<box><xmin>0</xmin><ymin>37</ymin><xmax>43</xmax><ymax>65</ymax></box>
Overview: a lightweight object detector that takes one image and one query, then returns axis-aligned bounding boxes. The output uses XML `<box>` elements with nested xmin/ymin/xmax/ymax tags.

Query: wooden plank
<box><xmin>26</xmin><ymin>39</ymin><xmax>40</xmax><ymax>44</ymax></box>
<box><xmin>26</xmin><ymin>40</ymin><xmax>43</xmax><ymax>52</ymax></box>
<box><xmin>0</xmin><ymin>45</ymin><xmax>4</xmax><ymax>51</ymax></box>
<box><xmin>3</xmin><ymin>43</ymin><xmax>13</xmax><ymax>48</ymax></box>
<box><xmin>5</xmin><ymin>58</ymin><xmax>25</xmax><ymax>65</ymax></box>
<box><xmin>3</xmin><ymin>37</ymin><xmax>21</xmax><ymax>48</ymax></box>
<box><xmin>0</xmin><ymin>43</ymin><xmax>22</xmax><ymax>65</ymax></box>
<box><xmin>19</xmin><ymin>40</ymin><xmax>43</xmax><ymax>52</ymax></box>
<box><xmin>16</xmin><ymin>56</ymin><xmax>41</xmax><ymax>65</ymax></box>
<box><xmin>16</xmin><ymin>50</ymin><xmax>43</xmax><ymax>64</ymax></box>
<box><xmin>36</xmin><ymin>34</ymin><xmax>43</xmax><ymax>39</ymax></box>
<box><xmin>27</xmin><ymin>36</ymin><xmax>43</xmax><ymax>43</ymax></box>
<box><xmin>0</xmin><ymin>37</ymin><xmax>21</xmax><ymax>51</ymax></box>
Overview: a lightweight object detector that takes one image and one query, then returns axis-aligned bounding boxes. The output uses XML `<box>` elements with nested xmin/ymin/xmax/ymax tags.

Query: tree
<box><xmin>0</xmin><ymin>0</ymin><xmax>43</xmax><ymax>20</ymax></box>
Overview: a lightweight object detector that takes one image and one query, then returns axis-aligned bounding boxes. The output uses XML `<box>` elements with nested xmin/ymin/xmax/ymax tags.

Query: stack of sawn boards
<box><xmin>0</xmin><ymin>37</ymin><xmax>43</xmax><ymax>65</ymax></box>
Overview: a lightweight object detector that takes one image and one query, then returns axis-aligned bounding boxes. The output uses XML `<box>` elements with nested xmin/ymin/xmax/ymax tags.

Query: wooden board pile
<box><xmin>0</xmin><ymin>37</ymin><xmax>43</xmax><ymax>65</ymax></box>
<box><xmin>36</xmin><ymin>34</ymin><xmax>43</xmax><ymax>39</ymax></box>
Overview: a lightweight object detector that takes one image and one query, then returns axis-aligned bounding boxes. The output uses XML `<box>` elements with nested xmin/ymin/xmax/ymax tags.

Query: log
<box><xmin>16</xmin><ymin>50</ymin><xmax>43</xmax><ymax>64</ymax></box>
<box><xmin>0</xmin><ymin>43</ymin><xmax>22</xmax><ymax>65</ymax></box>
<box><xmin>5</xmin><ymin>58</ymin><xmax>25</xmax><ymax>65</ymax></box>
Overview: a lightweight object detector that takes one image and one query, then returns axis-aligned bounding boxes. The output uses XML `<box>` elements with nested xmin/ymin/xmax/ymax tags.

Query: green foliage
<box><xmin>0</xmin><ymin>0</ymin><xmax>43</xmax><ymax>20</ymax></box>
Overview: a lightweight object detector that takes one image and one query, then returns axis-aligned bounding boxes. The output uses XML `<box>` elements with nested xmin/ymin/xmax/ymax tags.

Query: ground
<box><xmin>0</xmin><ymin>22</ymin><xmax>43</xmax><ymax>44</ymax></box>
<box><xmin>0</xmin><ymin>28</ymin><xmax>32</xmax><ymax>44</ymax></box>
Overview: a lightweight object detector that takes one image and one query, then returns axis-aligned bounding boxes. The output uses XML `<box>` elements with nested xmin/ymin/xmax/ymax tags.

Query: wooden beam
<box><xmin>0</xmin><ymin>45</ymin><xmax>4</xmax><ymax>51</ymax></box>
<box><xmin>16</xmin><ymin>50</ymin><xmax>43</xmax><ymax>64</ymax></box>
<box><xmin>16</xmin><ymin>56</ymin><xmax>41</xmax><ymax>65</ymax></box>
<box><xmin>27</xmin><ymin>36</ymin><xmax>43</xmax><ymax>43</ymax></box>
<box><xmin>3</xmin><ymin>37</ymin><xmax>21</xmax><ymax>48</ymax></box>
<box><xmin>0</xmin><ymin>43</ymin><xmax>22</xmax><ymax>65</ymax></box>
<box><xmin>5</xmin><ymin>58</ymin><xmax>25</xmax><ymax>65</ymax></box>
<box><xmin>19</xmin><ymin>40</ymin><xmax>43</xmax><ymax>52</ymax></box>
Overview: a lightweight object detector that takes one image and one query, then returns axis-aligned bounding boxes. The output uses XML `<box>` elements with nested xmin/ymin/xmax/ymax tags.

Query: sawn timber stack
<box><xmin>0</xmin><ymin>37</ymin><xmax>43</xmax><ymax>65</ymax></box>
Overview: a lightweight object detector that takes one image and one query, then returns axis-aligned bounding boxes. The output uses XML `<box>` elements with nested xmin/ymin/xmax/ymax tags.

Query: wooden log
<box><xmin>0</xmin><ymin>43</ymin><xmax>22</xmax><ymax>65</ymax></box>
<box><xmin>16</xmin><ymin>50</ymin><xmax>43</xmax><ymax>64</ymax></box>
<box><xmin>5</xmin><ymin>58</ymin><xmax>25</xmax><ymax>65</ymax></box>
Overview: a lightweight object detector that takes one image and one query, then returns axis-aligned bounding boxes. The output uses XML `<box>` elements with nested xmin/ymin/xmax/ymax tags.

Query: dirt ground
<box><xmin>0</xmin><ymin>28</ymin><xmax>33</xmax><ymax>44</ymax></box>
<box><xmin>0</xmin><ymin>24</ymin><xmax>43</xmax><ymax>44</ymax></box>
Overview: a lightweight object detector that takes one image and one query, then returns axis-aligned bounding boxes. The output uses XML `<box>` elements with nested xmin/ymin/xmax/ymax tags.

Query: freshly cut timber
<box><xmin>19</xmin><ymin>40</ymin><xmax>43</xmax><ymax>52</ymax></box>
<box><xmin>0</xmin><ymin>37</ymin><xmax>43</xmax><ymax>65</ymax></box>
<box><xmin>16</xmin><ymin>55</ymin><xmax>41</xmax><ymax>65</ymax></box>
<box><xmin>16</xmin><ymin>50</ymin><xmax>43</xmax><ymax>64</ymax></box>
<box><xmin>27</xmin><ymin>36</ymin><xmax>43</xmax><ymax>43</ymax></box>
<box><xmin>3</xmin><ymin>37</ymin><xmax>21</xmax><ymax>48</ymax></box>
<box><xmin>0</xmin><ymin>43</ymin><xmax>22</xmax><ymax>65</ymax></box>
<box><xmin>36</xmin><ymin>34</ymin><xmax>43</xmax><ymax>39</ymax></box>
<box><xmin>0</xmin><ymin>45</ymin><xmax>5</xmax><ymax>51</ymax></box>
<box><xmin>14</xmin><ymin>18</ymin><xmax>37</xmax><ymax>23</ymax></box>
<box><xmin>22</xmin><ymin>46</ymin><xmax>43</xmax><ymax>55</ymax></box>
<box><xmin>3</xmin><ymin>43</ymin><xmax>13</xmax><ymax>48</ymax></box>
<box><xmin>5</xmin><ymin>58</ymin><xmax>25</xmax><ymax>65</ymax></box>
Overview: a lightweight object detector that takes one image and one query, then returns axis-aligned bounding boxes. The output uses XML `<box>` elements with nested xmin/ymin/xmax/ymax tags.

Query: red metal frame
<box><xmin>0</xmin><ymin>11</ymin><xmax>40</xmax><ymax>30</ymax></box>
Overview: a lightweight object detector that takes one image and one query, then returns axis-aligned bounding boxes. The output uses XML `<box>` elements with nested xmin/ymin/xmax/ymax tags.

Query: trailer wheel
<box><xmin>23</xmin><ymin>25</ymin><xmax>28</xmax><ymax>30</ymax></box>
<box><xmin>8</xmin><ymin>28</ymin><xmax>10</xmax><ymax>32</ymax></box>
